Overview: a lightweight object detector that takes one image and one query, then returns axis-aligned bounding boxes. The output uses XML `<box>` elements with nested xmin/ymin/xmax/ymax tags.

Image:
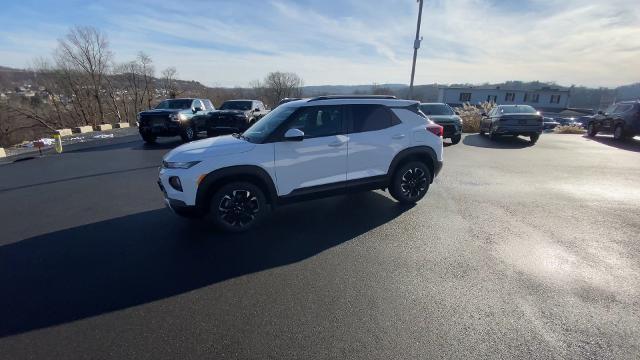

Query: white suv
<box><xmin>158</xmin><ymin>96</ymin><xmax>444</xmax><ymax>232</ymax></box>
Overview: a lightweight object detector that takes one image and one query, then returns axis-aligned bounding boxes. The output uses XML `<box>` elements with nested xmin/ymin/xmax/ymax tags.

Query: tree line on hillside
<box><xmin>0</xmin><ymin>25</ymin><xmax>303</xmax><ymax>147</ymax></box>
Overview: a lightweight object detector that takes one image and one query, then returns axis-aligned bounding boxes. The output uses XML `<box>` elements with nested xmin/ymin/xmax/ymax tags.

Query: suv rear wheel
<box><xmin>529</xmin><ymin>133</ymin><xmax>540</xmax><ymax>144</ymax></box>
<box><xmin>207</xmin><ymin>182</ymin><xmax>267</xmax><ymax>232</ymax></box>
<box><xmin>390</xmin><ymin>161</ymin><xmax>432</xmax><ymax>204</ymax></box>
<box><xmin>451</xmin><ymin>134</ymin><xmax>462</xmax><ymax>145</ymax></box>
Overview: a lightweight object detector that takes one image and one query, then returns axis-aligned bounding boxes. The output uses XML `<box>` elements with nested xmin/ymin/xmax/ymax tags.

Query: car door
<box><xmin>346</xmin><ymin>104</ymin><xmax>407</xmax><ymax>181</ymax></box>
<box><xmin>274</xmin><ymin>105</ymin><xmax>348</xmax><ymax>196</ymax></box>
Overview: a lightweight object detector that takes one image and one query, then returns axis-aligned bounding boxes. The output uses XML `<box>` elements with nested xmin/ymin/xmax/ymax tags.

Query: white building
<box><xmin>438</xmin><ymin>86</ymin><xmax>571</xmax><ymax>112</ymax></box>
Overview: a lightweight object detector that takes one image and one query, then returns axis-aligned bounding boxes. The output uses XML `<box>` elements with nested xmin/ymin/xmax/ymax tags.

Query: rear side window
<box><xmin>203</xmin><ymin>100</ymin><xmax>215</xmax><ymax>111</ymax></box>
<box><xmin>349</xmin><ymin>105</ymin><xmax>398</xmax><ymax>133</ymax></box>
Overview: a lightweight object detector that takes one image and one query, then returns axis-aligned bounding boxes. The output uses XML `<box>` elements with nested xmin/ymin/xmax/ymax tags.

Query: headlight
<box><xmin>162</xmin><ymin>160</ymin><xmax>201</xmax><ymax>169</ymax></box>
<box><xmin>169</xmin><ymin>113</ymin><xmax>186</xmax><ymax>122</ymax></box>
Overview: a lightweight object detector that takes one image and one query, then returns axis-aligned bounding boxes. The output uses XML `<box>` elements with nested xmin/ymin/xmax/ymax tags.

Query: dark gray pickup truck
<box><xmin>137</xmin><ymin>98</ymin><xmax>215</xmax><ymax>143</ymax></box>
<box><xmin>203</xmin><ymin>99</ymin><xmax>270</xmax><ymax>136</ymax></box>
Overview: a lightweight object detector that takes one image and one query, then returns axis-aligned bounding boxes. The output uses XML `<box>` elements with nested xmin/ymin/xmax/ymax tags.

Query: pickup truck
<box><xmin>138</xmin><ymin>98</ymin><xmax>215</xmax><ymax>143</ymax></box>
<box><xmin>203</xmin><ymin>99</ymin><xmax>270</xmax><ymax>136</ymax></box>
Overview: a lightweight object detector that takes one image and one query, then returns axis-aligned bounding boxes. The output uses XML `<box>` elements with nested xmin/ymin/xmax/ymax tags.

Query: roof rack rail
<box><xmin>308</xmin><ymin>95</ymin><xmax>397</xmax><ymax>102</ymax></box>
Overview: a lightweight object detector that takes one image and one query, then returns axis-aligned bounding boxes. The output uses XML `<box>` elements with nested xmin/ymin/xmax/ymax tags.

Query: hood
<box><xmin>164</xmin><ymin>135</ymin><xmax>255</xmax><ymax>161</ymax></box>
<box><xmin>428</xmin><ymin>115</ymin><xmax>461</xmax><ymax>123</ymax></box>
<box><xmin>139</xmin><ymin>109</ymin><xmax>181</xmax><ymax>116</ymax></box>
<box><xmin>214</xmin><ymin>110</ymin><xmax>249</xmax><ymax>116</ymax></box>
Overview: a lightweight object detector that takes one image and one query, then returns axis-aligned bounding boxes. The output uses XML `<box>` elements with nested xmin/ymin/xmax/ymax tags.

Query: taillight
<box><xmin>427</xmin><ymin>124</ymin><xmax>443</xmax><ymax>137</ymax></box>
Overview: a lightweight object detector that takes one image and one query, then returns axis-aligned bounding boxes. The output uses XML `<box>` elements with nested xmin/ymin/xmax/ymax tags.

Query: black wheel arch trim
<box><xmin>388</xmin><ymin>146</ymin><xmax>441</xmax><ymax>183</ymax></box>
<box><xmin>195</xmin><ymin>165</ymin><xmax>278</xmax><ymax>211</ymax></box>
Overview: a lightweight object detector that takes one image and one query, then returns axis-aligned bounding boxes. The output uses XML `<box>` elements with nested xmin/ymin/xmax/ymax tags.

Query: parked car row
<box><xmin>137</xmin><ymin>98</ymin><xmax>270</xmax><ymax>144</ymax></box>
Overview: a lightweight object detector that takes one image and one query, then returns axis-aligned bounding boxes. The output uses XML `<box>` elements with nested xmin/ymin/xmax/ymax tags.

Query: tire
<box><xmin>587</xmin><ymin>122</ymin><xmax>597</xmax><ymax>137</ymax></box>
<box><xmin>529</xmin><ymin>133</ymin><xmax>540</xmax><ymax>144</ymax></box>
<box><xmin>451</xmin><ymin>134</ymin><xmax>462</xmax><ymax>145</ymax></box>
<box><xmin>141</xmin><ymin>133</ymin><xmax>157</xmax><ymax>144</ymax></box>
<box><xmin>389</xmin><ymin>161</ymin><xmax>432</xmax><ymax>205</ymax></box>
<box><xmin>489</xmin><ymin>128</ymin><xmax>498</xmax><ymax>141</ymax></box>
<box><xmin>180</xmin><ymin>125</ymin><xmax>197</xmax><ymax>142</ymax></box>
<box><xmin>207</xmin><ymin>182</ymin><xmax>268</xmax><ymax>233</ymax></box>
<box><xmin>613</xmin><ymin>124</ymin><xmax>624</xmax><ymax>141</ymax></box>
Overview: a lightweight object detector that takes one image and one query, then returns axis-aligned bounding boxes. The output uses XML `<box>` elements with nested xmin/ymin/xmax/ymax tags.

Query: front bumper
<box><xmin>140</xmin><ymin>121</ymin><xmax>182</xmax><ymax>136</ymax></box>
<box><xmin>207</xmin><ymin>116</ymin><xmax>249</xmax><ymax>133</ymax></box>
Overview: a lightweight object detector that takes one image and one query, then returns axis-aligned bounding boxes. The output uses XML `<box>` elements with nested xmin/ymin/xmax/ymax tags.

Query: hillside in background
<box><xmin>1</xmin><ymin>65</ymin><xmax>638</xmax><ymax>109</ymax></box>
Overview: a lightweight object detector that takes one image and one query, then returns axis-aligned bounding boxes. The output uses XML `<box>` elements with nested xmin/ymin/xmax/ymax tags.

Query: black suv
<box><xmin>587</xmin><ymin>101</ymin><xmax>640</xmax><ymax>140</ymax></box>
<box><xmin>138</xmin><ymin>98</ymin><xmax>215</xmax><ymax>143</ymax></box>
<box><xmin>203</xmin><ymin>99</ymin><xmax>269</xmax><ymax>136</ymax></box>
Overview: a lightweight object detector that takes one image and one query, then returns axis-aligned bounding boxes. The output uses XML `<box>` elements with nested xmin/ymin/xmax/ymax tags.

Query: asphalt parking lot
<box><xmin>1</xmin><ymin>133</ymin><xmax>639</xmax><ymax>359</ymax></box>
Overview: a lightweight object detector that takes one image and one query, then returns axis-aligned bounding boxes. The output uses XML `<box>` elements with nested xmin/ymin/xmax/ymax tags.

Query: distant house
<box><xmin>438</xmin><ymin>86</ymin><xmax>571</xmax><ymax>112</ymax></box>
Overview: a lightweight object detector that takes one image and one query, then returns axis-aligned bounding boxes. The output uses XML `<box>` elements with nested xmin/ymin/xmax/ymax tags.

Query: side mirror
<box><xmin>253</xmin><ymin>108</ymin><xmax>260</xmax><ymax>112</ymax></box>
<box><xmin>284</xmin><ymin>128</ymin><xmax>304</xmax><ymax>141</ymax></box>
<box><xmin>193</xmin><ymin>107</ymin><xmax>203</xmax><ymax>113</ymax></box>
<box><xmin>481</xmin><ymin>112</ymin><xmax>487</xmax><ymax>117</ymax></box>
<box><xmin>597</xmin><ymin>110</ymin><xmax>604</xmax><ymax>115</ymax></box>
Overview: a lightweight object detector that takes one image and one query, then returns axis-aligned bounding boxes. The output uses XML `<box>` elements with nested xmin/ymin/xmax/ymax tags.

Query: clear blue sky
<box><xmin>0</xmin><ymin>0</ymin><xmax>638</xmax><ymax>87</ymax></box>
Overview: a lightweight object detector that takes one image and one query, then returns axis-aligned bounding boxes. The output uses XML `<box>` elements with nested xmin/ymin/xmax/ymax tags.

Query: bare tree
<box><xmin>161</xmin><ymin>67</ymin><xmax>179</xmax><ymax>98</ymax></box>
<box><xmin>55</xmin><ymin>26</ymin><xmax>112</xmax><ymax>126</ymax></box>
<box><xmin>261</xmin><ymin>71</ymin><xmax>303</xmax><ymax>107</ymax></box>
<box><xmin>138</xmin><ymin>52</ymin><xmax>154</xmax><ymax>109</ymax></box>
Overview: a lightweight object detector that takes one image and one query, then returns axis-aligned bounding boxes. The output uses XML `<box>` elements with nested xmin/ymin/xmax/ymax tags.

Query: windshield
<box><xmin>242</xmin><ymin>105</ymin><xmax>297</xmax><ymax>143</ymax></box>
<box><xmin>155</xmin><ymin>99</ymin><xmax>193</xmax><ymax>110</ymax></box>
<box><xmin>499</xmin><ymin>105</ymin><xmax>537</xmax><ymax>114</ymax></box>
<box><xmin>420</xmin><ymin>104</ymin><xmax>454</xmax><ymax>115</ymax></box>
<box><xmin>220</xmin><ymin>101</ymin><xmax>252</xmax><ymax>110</ymax></box>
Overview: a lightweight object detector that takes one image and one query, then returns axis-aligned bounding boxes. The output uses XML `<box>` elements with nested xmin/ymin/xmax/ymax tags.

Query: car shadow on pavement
<box><xmin>0</xmin><ymin>191</ymin><xmax>410</xmax><ymax>338</ymax></box>
<box><xmin>583</xmin><ymin>135</ymin><xmax>640</xmax><ymax>153</ymax></box>
<box><xmin>462</xmin><ymin>134</ymin><xmax>534</xmax><ymax>149</ymax></box>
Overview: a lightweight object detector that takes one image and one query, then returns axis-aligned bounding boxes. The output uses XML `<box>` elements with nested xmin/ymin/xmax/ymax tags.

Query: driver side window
<box><xmin>192</xmin><ymin>100</ymin><xmax>203</xmax><ymax>110</ymax></box>
<box><xmin>287</xmin><ymin>106</ymin><xmax>344</xmax><ymax>139</ymax></box>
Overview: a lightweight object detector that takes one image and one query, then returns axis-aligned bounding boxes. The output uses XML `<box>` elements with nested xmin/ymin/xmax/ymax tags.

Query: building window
<box><xmin>459</xmin><ymin>92</ymin><xmax>471</xmax><ymax>102</ymax></box>
<box><xmin>487</xmin><ymin>95</ymin><xmax>497</xmax><ymax>103</ymax></box>
<box><xmin>505</xmin><ymin>92</ymin><xmax>515</xmax><ymax>102</ymax></box>
<box><xmin>531</xmin><ymin>93</ymin><xmax>540</xmax><ymax>103</ymax></box>
<box><xmin>550</xmin><ymin>95</ymin><xmax>561</xmax><ymax>104</ymax></box>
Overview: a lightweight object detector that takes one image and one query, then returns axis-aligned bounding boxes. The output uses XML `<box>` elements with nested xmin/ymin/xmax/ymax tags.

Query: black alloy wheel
<box><xmin>209</xmin><ymin>182</ymin><xmax>267</xmax><ymax>232</ymax></box>
<box><xmin>390</xmin><ymin>161</ymin><xmax>431</xmax><ymax>204</ymax></box>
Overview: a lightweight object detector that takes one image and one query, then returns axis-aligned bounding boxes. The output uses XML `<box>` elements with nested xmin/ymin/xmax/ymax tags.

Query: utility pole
<box><xmin>408</xmin><ymin>0</ymin><xmax>424</xmax><ymax>100</ymax></box>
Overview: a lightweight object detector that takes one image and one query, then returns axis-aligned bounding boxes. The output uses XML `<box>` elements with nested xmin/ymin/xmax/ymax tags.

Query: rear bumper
<box><xmin>494</xmin><ymin>126</ymin><xmax>542</xmax><ymax>135</ymax></box>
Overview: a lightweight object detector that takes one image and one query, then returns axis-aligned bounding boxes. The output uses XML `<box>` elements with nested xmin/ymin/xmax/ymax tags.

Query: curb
<box><xmin>75</xmin><ymin>126</ymin><xmax>94</xmax><ymax>134</ymax></box>
<box><xmin>96</xmin><ymin>124</ymin><xmax>113</xmax><ymax>131</ymax></box>
<box><xmin>57</xmin><ymin>129</ymin><xmax>73</xmax><ymax>136</ymax></box>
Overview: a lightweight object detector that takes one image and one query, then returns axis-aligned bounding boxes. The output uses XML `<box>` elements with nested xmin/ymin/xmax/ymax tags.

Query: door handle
<box><xmin>392</xmin><ymin>134</ymin><xmax>406</xmax><ymax>139</ymax></box>
<box><xmin>328</xmin><ymin>141</ymin><xmax>346</xmax><ymax>147</ymax></box>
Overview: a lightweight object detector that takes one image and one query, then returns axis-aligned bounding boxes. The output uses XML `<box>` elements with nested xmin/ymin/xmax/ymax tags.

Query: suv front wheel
<box><xmin>389</xmin><ymin>161</ymin><xmax>432</xmax><ymax>204</ymax></box>
<box><xmin>207</xmin><ymin>182</ymin><xmax>267</xmax><ymax>232</ymax></box>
